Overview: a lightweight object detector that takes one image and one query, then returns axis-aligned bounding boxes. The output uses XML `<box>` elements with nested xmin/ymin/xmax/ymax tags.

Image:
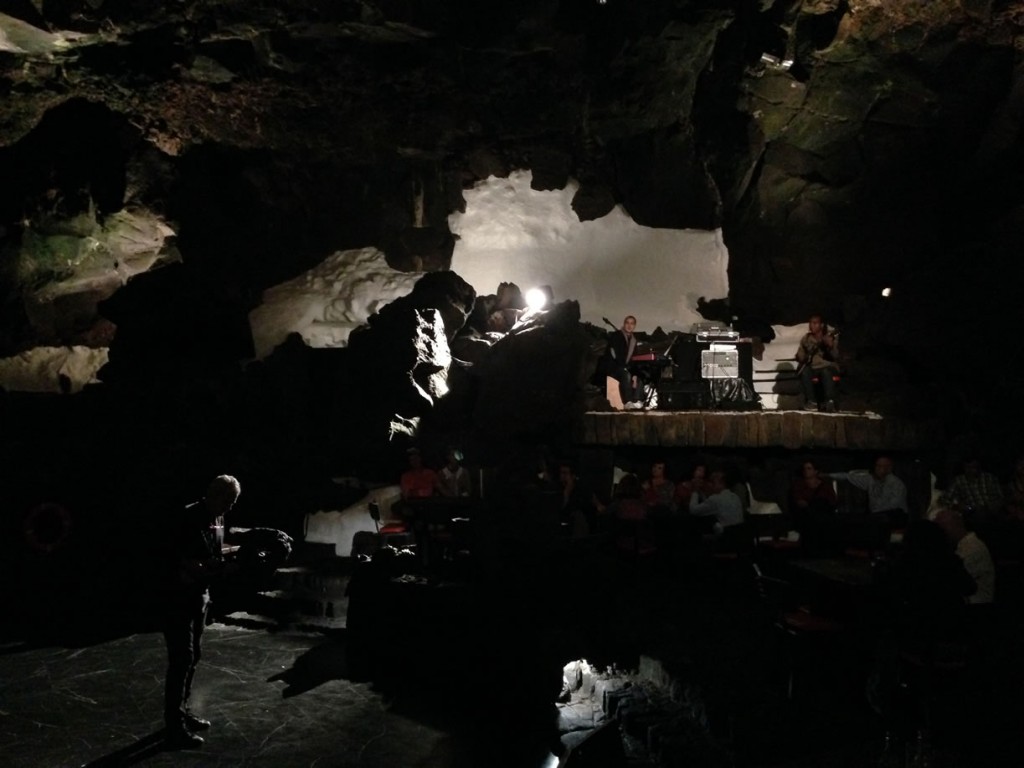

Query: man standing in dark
<box><xmin>162</xmin><ymin>474</ymin><xmax>241</xmax><ymax>749</ymax></box>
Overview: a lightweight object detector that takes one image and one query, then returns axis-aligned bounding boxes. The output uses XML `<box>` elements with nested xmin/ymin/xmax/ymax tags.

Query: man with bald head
<box><xmin>933</xmin><ymin>506</ymin><xmax>995</xmax><ymax>605</ymax></box>
<box><xmin>830</xmin><ymin>456</ymin><xmax>908</xmax><ymax>527</ymax></box>
<box><xmin>162</xmin><ymin>474</ymin><xmax>241</xmax><ymax>749</ymax></box>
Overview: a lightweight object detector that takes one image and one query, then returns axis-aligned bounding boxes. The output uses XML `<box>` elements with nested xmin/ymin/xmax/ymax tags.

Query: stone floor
<box><xmin>0</xmin><ymin>621</ymin><xmax>565</xmax><ymax>768</ymax></box>
<box><xmin>3</xmin><ymin>548</ymin><xmax>1022</xmax><ymax>768</ymax></box>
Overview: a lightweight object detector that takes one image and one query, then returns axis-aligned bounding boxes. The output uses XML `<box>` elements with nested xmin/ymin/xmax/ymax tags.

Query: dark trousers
<box><xmin>613</xmin><ymin>367</ymin><xmax>644</xmax><ymax>404</ymax></box>
<box><xmin>163</xmin><ymin>593</ymin><xmax>209</xmax><ymax>729</ymax></box>
<box><xmin>800</xmin><ymin>364</ymin><xmax>838</xmax><ymax>404</ymax></box>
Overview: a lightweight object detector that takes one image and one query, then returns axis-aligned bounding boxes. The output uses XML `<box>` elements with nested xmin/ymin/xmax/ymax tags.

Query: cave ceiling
<box><xmin>2</xmin><ymin>0</ymin><xmax>1024</xmax><ymax>418</ymax></box>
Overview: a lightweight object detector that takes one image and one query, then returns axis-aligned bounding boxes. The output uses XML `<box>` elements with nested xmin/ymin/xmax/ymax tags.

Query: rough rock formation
<box><xmin>2</xmin><ymin>0</ymin><xmax>1024</xmax><ymax>456</ymax></box>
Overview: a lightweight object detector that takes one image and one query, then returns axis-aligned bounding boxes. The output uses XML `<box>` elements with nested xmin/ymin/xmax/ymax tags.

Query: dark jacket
<box><xmin>600</xmin><ymin>329</ymin><xmax>636</xmax><ymax>378</ymax></box>
<box><xmin>163</xmin><ymin>501</ymin><xmax>223</xmax><ymax>610</ymax></box>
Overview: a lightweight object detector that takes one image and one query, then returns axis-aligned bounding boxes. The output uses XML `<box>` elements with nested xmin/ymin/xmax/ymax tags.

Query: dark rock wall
<box><xmin>2</xmin><ymin>1</ymin><xmax>1024</xmax><ymax>456</ymax></box>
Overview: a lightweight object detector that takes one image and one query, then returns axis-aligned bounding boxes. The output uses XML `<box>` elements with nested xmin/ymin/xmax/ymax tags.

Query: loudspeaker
<box><xmin>657</xmin><ymin>379</ymin><xmax>708</xmax><ymax>410</ymax></box>
<box><xmin>672</xmin><ymin>338</ymin><xmax>754</xmax><ymax>384</ymax></box>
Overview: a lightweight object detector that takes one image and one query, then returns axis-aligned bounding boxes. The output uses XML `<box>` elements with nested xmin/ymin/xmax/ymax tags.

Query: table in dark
<box><xmin>789</xmin><ymin>557</ymin><xmax>877</xmax><ymax>588</ymax></box>
<box><xmin>788</xmin><ymin>556</ymin><xmax>884</xmax><ymax>628</ymax></box>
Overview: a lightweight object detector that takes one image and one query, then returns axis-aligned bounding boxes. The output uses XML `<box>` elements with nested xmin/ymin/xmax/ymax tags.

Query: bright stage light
<box><xmin>881</xmin><ymin>287</ymin><xmax>892</xmax><ymax>298</ymax></box>
<box><xmin>526</xmin><ymin>287</ymin><xmax>549</xmax><ymax>311</ymax></box>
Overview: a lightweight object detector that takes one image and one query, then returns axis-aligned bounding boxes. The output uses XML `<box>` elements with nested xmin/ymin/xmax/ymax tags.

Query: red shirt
<box><xmin>401</xmin><ymin>468</ymin><xmax>438</xmax><ymax>499</ymax></box>
<box><xmin>790</xmin><ymin>479</ymin><xmax>837</xmax><ymax>510</ymax></box>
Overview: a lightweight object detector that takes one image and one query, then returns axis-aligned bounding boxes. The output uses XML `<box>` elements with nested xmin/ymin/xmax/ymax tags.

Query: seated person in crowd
<box><xmin>689</xmin><ymin>469</ymin><xmax>744</xmax><ymax>536</ymax></box>
<box><xmin>596</xmin><ymin>473</ymin><xmax>656</xmax><ymax>559</ymax></box>
<box><xmin>867</xmin><ymin>518</ymin><xmax>975</xmax><ymax>724</ymax></box>
<box><xmin>1005</xmin><ymin>454</ymin><xmax>1024</xmax><ymax>521</ymax></box>
<box><xmin>795</xmin><ymin>313</ymin><xmax>839</xmax><ymax>412</ymax></box>
<box><xmin>791</xmin><ymin>458</ymin><xmax>838</xmax><ymax>515</ymax></box>
<box><xmin>933</xmin><ymin>506</ymin><xmax>995</xmax><ymax>605</ymax></box>
<box><xmin>674</xmin><ymin>461</ymin><xmax>707</xmax><ymax>509</ymax></box>
<box><xmin>790</xmin><ymin>458</ymin><xmax>838</xmax><ymax>551</ymax></box>
<box><xmin>400</xmin><ymin>447</ymin><xmax>438</xmax><ymax>501</ymax></box>
<box><xmin>558</xmin><ymin>462</ymin><xmax>598</xmax><ymax>537</ymax></box>
<box><xmin>830</xmin><ymin>456</ymin><xmax>908</xmax><ymax>527</ymax></box>
<box><xmin>598</xmin><ymin>315</ymin><xmax>646</xmax><ymax>410</ymax></box>
<box><xmin>437</xmin><ymin>448</ymin><xmax>472</xmax><ymax>498</ymax></box>
<box><xmin>947</xmin><ymin>454</ymin><xmax>1003</xmax><ymax>522</ymax></box>
<box><xmin>889</xmin><ymin>519</ymin><xmax>976</xmax><ymax>624</ymax></box>
<box><xmin>641</xmin><ymin>459</ymin><xmax>676</xmax><ymax>514</ymax></box>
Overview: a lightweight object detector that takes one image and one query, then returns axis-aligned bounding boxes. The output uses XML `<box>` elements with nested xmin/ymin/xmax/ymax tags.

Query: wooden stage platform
<box><xmin>575</xmin><ymin>409</ymin><xmax>941</xmax><ymax>451</ymax></box>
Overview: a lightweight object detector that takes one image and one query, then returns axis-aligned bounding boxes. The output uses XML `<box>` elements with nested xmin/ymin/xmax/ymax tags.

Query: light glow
<box><xmin>525</xmin><ymin>287</ymin><xmax>549</xmax><ymax>311</ymax></box>
<box><xmin>449</xmin><ymin>170</ymin><xmax>729</xmax><ymax>333</ymax></box>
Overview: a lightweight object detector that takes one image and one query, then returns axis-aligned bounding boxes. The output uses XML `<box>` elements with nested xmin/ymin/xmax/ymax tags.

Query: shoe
<box><xmin>624</xmin><ymin>401</ymin><xmax>642</xmax><ymax>410</ymax></box>
<box><xmin>184</xmin><ymin>712</ymin><xmax>211</xmax><ymax>731</ymax></box>
<box><xmin>165</xmin><ymin>728</ymin><xmax>204</xmax><ymax>749</ymax></box>
<box><xmin>825</xmin><ymin>400</ymin><xmax>837</xmax><ymax>413</ymax></box>
<box><xmin>803</xmin><ymin>401</ymin><xmax>817</xmax><ymax>411</ymax></box>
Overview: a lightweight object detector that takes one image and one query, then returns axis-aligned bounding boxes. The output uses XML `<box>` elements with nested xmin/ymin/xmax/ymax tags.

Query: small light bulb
<box><xmin>881</xmin><ymin>287</ymin><xmax>892</xmax><ymax>298</ymax></box>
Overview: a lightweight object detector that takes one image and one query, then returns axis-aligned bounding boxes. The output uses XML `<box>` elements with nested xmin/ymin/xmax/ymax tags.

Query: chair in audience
<box><xmin>747</xmin><ymin>482</ymin><xmax>784</xmax><ymax>517</ymax></box>
<box><xmin>896</xmin><ymin>641</ymin><xmax>969</xmax><ymax>750</ymax></box>
<box><xmin>748</xmin><ymin>482</ymin><xmax>802</xmax><ymax>560</ymax></box>
<box><xmin>753</xmin><ymin>563</ymin><xmax>844</xmax><ymax>700</ymax></box>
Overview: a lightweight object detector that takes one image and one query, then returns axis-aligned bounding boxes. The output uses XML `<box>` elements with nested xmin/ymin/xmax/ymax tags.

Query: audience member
<box><xmin>946</xmin><ymin>454</ymin><xmax>1003</xmax><ymax>522</ymax></box>
<box><xmin>885</xmin><ymin>519</ymin><xmax>975</xmax><ymax>638</ymax></box>
<box><xmin>673</xmin><ymin>461</ymin><xmax>707</xmax><ymax>509</ymax></box>
<box><xmin>597</xmin><ymin>473</ymin><xmax>656</xmax><ymax>560</ymax></box>
<box><xmin>437</xmin><ymin>448</ymin><xmax>472</xmax><ymax>498</ymax></box>
<box><xmin>558</xmin><ymin>462</ymin><xmax>598</xmax><ymax>537</ymax></box>
<box><xmin>933</xmin><ymin>507</ymin><xmax>995</xmax><ymax>605</ymax></box>
<box><xmin>830</xmin><ymin>456</ymin><xmax>908</xmax><ymax>527</ymax></box>
<box><xmin>688</xmin><ymin>469</ymin><xmax>744</xmax><ymax>536</ymax></box>
<box><xmin>641</xmin><ymin>459</ymin><xmax>676</xmax><ymax>514</ymax></box>
<box><xmin>868</xmin><ymin>519</ymin><xmax>975</xmax><ymax>732</ymax></box>
<box><xmin>791</xmin><ymin>459</ymin><xmax>838</xmax><ymax>515</ymax></box>
<box><xmin>790</xmin><ymin>458</ymin><xmax>838</xmax><ymax>552</ymax></box>
<box><xmin>1004</xmin><ymin>454</ymin><xmax>1024</xmax><ymax>521</ymax></box>
<box><xmin>795</xmin><ymin>313</ymin><xmax>840</xmax><ymax>412</ymax></box>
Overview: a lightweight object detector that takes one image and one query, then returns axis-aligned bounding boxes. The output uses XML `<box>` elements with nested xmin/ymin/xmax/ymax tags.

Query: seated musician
<box><xmin>400</xmin><ymin>447</ymin><xmax>438</xmax><ymax>501</ymax></box>
<box><xmin>398</xmin><ymin>448</ymin><xmax>455</xmax><ymax>566</ymax></box>
<box><xmin>599</xmin><ymin>315</ymin><xmax>646</xmax><ymax>410</ymax></box>
<box><xmin>795</xmin><ymin>313</ymin><xmax>839</xmax><ymax>412</ymax></box>
<box><xmin>437</xmin><ymin>447</ymin><xmax>472</xmax><ymax>498</ymax></box>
